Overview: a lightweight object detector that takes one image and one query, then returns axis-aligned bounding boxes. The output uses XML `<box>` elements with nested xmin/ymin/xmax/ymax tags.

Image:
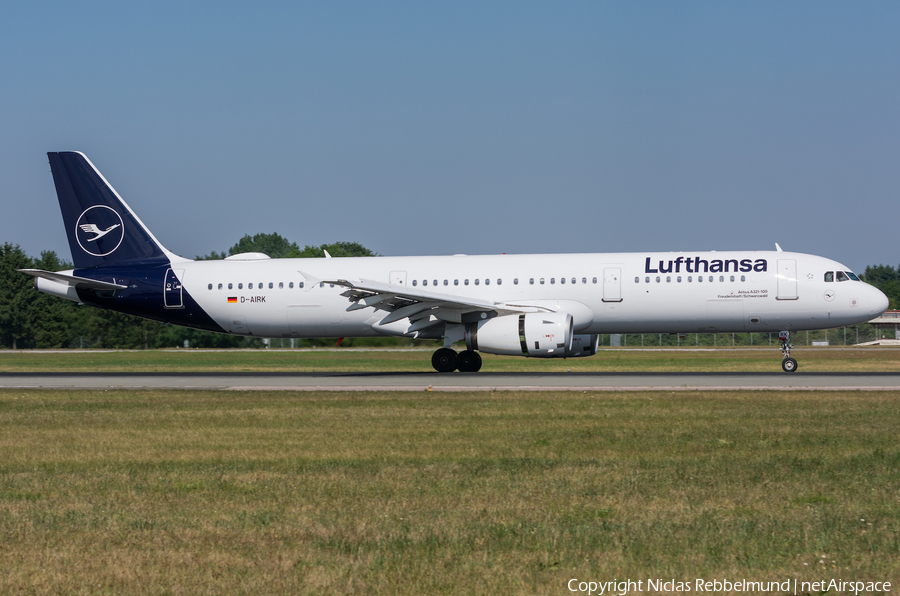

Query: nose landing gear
<box><xmin>779</xmin><ymin>330</ymin><xmax>798</xmax><ymax>373</ymax></box>
<box><xmin>431</xmin><ymin>348</ymin><xmax>482</xmax><ymax>372</ymax></box>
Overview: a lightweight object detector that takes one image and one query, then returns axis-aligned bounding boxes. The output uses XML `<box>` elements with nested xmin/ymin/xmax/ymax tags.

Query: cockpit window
<box><xmin>846</xmin><ymin>271</ymin><xmax>860</xmax><ymax>281</ymax></box>
<box><xmin>836</xmin><ymin>271</ymin><xmax>849</xmax><ymax>282</ymax></box>
<box><xmin>824</xmin><ymin>272</ymin><xmax>833</xmax><ymax>282</ymax></box>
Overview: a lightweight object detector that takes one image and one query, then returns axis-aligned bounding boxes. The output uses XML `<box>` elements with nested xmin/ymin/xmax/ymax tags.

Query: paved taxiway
<box><xmin>2</xmin><ymin>372</ymin><xmax>899</xmax><ymax>391</ymax></box>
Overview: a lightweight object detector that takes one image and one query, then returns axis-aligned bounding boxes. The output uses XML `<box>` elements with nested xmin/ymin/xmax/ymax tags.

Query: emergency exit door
<box><xmin>390</xmin><ymin>270</ymin><xmax>407</xmax><ymax>286</ymax></box>
<box><xmin>602</xmin><ymin>267</ymin><xmax>622</xmax><ymax>302</ymax></box>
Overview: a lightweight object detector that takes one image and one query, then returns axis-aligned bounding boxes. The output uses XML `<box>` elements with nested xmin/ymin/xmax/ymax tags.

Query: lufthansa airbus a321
<box><xmin>21</xmin><ymin>152</ymin><xmax>889</xmax><ymax>372</ymax></box>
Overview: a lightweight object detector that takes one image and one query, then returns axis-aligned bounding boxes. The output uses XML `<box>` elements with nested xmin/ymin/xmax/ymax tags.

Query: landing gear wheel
<box><xmin>432</xmin><ymin>348</ymin><xmax>458</xmax><ymax>373</ymax></box>
<box><xmin>457</xmin><ymin>350</ymin><xmax>482</xmax><ymax>372</ymax></box>
<box><xmin>778</xmin><ymin>330</ymin><xmax>797</xmax><ymax>373</ymax></box>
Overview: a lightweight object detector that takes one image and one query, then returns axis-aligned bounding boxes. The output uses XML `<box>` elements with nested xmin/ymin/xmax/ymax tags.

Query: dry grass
<box><xmin>1</xmin><ymin>389</ymin><xmax>898</xmax><ymax>594</ymax></box>
<box><xmin>1</xmin><ymin>346</ymin><xmax>900</xmax><ymax>373</ymax></box>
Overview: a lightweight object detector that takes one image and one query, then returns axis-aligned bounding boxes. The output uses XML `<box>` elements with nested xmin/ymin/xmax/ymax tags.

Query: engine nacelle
<box><xmin>567</xmin><ymin>334</ymin><xmax>599</xmax><ymax>357</ymax></box>
<box><xmin>466</xmin><ymin>312</ymin><xmax>573</xmax><ymax>358</ymax></box>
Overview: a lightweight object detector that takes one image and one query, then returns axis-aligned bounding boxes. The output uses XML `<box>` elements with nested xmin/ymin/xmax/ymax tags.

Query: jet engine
<box><xmin>567</xmin><ymin>333</ymin><xmax>600</xmax><ymax>357</ymax></box>
<box><xmin>466</xmin><ymin>312</ymin><xmax>574</xmax><ymax>357</ymax></box>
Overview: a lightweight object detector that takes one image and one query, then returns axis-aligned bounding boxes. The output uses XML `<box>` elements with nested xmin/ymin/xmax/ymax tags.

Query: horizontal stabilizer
<box><xmin>18</xmin><ymin>269</ymin><xmax>128</xmax><ymax>290</ymax></box>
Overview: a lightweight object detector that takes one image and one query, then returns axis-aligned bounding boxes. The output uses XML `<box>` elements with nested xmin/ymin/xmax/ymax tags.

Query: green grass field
<box><xmin>1</xmin><ymin>388</ymin><xmax>898</xmax><ymax>594</ymax></box>
<box><xmin>2</xmin><ymin>346</ymin><xmax>900</xmax><ymax>373</ymax></box>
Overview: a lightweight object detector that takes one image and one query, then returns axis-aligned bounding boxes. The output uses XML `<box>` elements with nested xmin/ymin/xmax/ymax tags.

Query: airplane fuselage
<box><xmin>60</xmin><ymin>250</ymin><xmax>884</xmax><ymax>340</ymax></box>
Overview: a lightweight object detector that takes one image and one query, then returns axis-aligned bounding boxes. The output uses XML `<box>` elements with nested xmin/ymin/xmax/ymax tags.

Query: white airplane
<box><xmin>22</xmin><ymin>152</ymin><xmax>889</xmax><ymax>373</ymax></box>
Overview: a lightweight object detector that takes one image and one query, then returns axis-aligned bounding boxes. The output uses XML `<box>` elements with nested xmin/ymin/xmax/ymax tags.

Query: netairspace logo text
<box><xmin>567</xmin><ymin>578</ymin><xmax>892</xmax><ymax>595</ymax></box>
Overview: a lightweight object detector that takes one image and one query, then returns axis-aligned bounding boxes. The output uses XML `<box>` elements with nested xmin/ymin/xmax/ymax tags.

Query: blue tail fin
<box><xmin>48</xmin><ymin>151</ymin><xmax>172</xmax><ymax>268</ymax></box>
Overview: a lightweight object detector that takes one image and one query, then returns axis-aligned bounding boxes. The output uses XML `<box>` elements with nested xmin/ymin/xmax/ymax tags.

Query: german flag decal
<box><xmin>227</xmin><ymin>297</ymin><xmax>237</xmax><ymax>303</ymax></box>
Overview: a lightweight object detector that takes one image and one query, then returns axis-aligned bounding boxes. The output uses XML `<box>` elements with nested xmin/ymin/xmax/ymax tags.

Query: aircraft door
<box><xmin>390</xmin><ymin>270</ymin><xmax>407</xmax><ymax>286</ymax></box>
<box><xmin>602</xmin><ymin>267</ymin><xmax>622</xmax><ymax>302</ymax></box>
<box><xmin>164</xmin><ymin>268</ymin><xmax>184</xmax><ymax>308</ymax></box>
<box><xmin>776</xmin><ymin>259</ymin><xmax>798</xmax><ymax>300</ymax></box>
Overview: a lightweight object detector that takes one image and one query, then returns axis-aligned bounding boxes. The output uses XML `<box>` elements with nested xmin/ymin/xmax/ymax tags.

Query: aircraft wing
<box><xmin>308</xmin><ymin>274</ymin><xmax>553</xmax><ymax>333</ymax></box>
<box><xmin>18</xmin><ymin>269</ymin><xmax>128</xmax><ymax>291</ymax></box>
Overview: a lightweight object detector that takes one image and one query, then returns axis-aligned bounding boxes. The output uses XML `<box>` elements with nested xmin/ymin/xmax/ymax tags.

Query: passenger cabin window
<box><xmin>238</xmin><ymin>283</ymin><xmax>243</xmax><ymax>289</ymax></box>
<box><xmin>218</xmin><ymin>283</ymin><xmax>223</xmax><ymax>290</ymax></box>
<box><xmin>208</xmin><ymin>284</ymin><xmax>212</xmax><ymax>290</ymax></box>
<box><xmin>560</xmin><ymin>277</ymin><xmax>565</xmax><ymax>284</ymax></box>
<box><xmin>289</xmin><ymin>282</ymin><xmax>294</xmax><ymax>288</ymax></box>
<box><xmin>550</xmin><ymin>278</ymin><xmax>555</xmax><ymax>284</ymax></box>
<box><xmin>514</xmin><ymin>278</ymin><xmax>519</xmax><ymax>285</ymax></box>
<box><xmin>433</xmin><ymin>280</ymin><xmax>437</xmax><ymax>286</ymax></box>
<box><xmin>666</xmin><ymin>276</ymin><xmax>671</xmax><ymax>283</ymax></box>
<box><xmin>730</xmin><ymin>275</ymin><xmax>734</xmax><ymax>282</ymax></box>
<box><xmin>497</xmin><ymin>279</ymin><xmax>502</xmax><ymax>285</ymax></box>
<box><xmin>635</xmin><ymin>277</ymin><xmax>640</xmax><ymax>283</ymax></box>
<box><xmin>422</xmin><ymin>280</ymin><xmax>427</xmax><ymax>286</ymax></box>
<box><xmin>740</xmin><ymin>276</ymin><xmax>745</xmax><ymax>282</ymax></box>
<box><xmin>412</xmin><ymin>280</ymin><xmax>417</xmax><ymax>286</ymax></box>
<box><xmin>228</xmin><ymin>283</ymin><xmax>233</xmax><ymax>290</ymax></box>
<box><xmin>656</xmin><ymin>276</ymin><xmax>660</xmax><ymax>283</ymax></box>
<box><xmin>269</xmin><ymin>283</ymin><xmax>274</xmax><ymax>289</ymax></box>
<box><xmin>465</xmin><ymin>279</ymin><xmax>469</xmax><ymax>285</ymax></box>
<box><xmin>474</xmin><ymin>279</ymin><xmax>480</xmax><ymax>285</ymax></box>
<box><xmin>299</xmin><ymin>282</ymin><xmax>304</xmax><ymax>288</ymax></box>
<box><xmin>278</xmin><ymin>282</ymin><xmax>283</xmax><ymax>289</ymax></box>
<box><xmin>454</xmin><ymin>280</ymin><xmax>459</xmax><ymax>286</ymax></box>
<box><xmin>582</xmin><ymin>277</ymin><xmax>587</xmax><ymax>284</ymax></box>
<box><xmin>645</xmin><ymin>277</ymin><xmax>650</xmax><ymax>283</ymax></box>
<box><xmin>592</xmin><ymin>277</ymin><xmax>597</xmax><ymax>284</ymax></box>
<box><xmin>836</xmin><ymin>271</ymin><xmax>849</xmax><ymax>282</ymax></box>
<box><xmin>540</xmin><ymin>278</ymin><xmax>545</xmax><ymax>285</ymax></box>
<box><xmin>530</xmin><ymin>278</ymin><xmax>535</xmax><ymax>285</ymax></box>
<box><xmin>719</xmin><ymin>276</ymin><xmax>724</xmax><ymax>282</ymax></box>
<box><xmin>444</xmin><ymin>280</ymin><xmax>448</xmax><ymax>286</ymax></box>
<box><xmin>484</xmin><ymin>279</ymin><xmax>490</xmax><ymax>285</ymax></box>
<box><xmin>249</xmin><ymin>283</ymin><xmax>253</xmax><ymax>289</ymax></box>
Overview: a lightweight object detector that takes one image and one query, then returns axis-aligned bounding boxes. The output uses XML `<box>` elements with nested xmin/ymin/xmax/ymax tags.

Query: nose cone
<box><xmin>870</xmin><ymin>285</ymin><xmax>890</xmax><ymax>316</ymax></box>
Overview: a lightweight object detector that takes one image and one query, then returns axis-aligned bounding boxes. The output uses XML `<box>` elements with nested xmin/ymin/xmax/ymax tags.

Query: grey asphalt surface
<box><xmin>2</xmin><ymin>372</ymin><xmax>899</xmax><ymax>391</ymax></box>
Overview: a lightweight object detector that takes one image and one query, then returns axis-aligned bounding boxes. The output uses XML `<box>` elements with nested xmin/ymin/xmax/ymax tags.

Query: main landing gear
<box><xmin>431</xmin><ymin>348</ymin><xmax>482</xmax><ymax>372</ymax></box>
<box><xmin>779</xmin><ymin>330</ymin><xmax>798</xmax><ymax>373</ymax></box>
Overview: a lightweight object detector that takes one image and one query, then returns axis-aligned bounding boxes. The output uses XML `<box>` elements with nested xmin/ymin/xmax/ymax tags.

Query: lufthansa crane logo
<box><xmin>75</xmin><ymin>206</ymin><xmax>124</xmax><ymax>257</ymax></box>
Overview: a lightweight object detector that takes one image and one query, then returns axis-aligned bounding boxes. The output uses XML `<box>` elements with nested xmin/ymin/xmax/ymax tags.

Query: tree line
<box><xmin>1</xmin><ymin>237</ymin><xmax>898</xmax><ymax>350</ymax></box>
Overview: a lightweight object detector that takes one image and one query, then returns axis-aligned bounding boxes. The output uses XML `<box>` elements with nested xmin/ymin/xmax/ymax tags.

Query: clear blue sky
<box><xmin>2</xmin><ymin>2</ymin><xmax>898</xmax><ymax>273</ymax></box>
